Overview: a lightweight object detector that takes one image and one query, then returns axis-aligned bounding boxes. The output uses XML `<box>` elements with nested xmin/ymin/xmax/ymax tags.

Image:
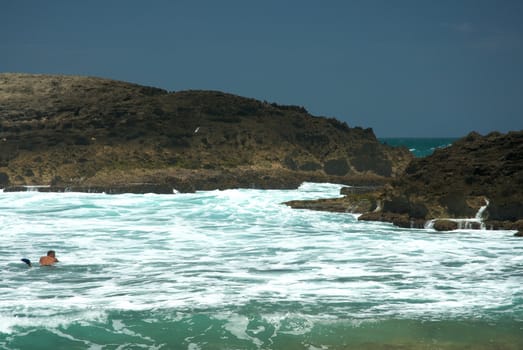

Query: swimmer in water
<box><xmin>39</xmin><ymin>250</ymin><xmax>59</xmax><ymax>266</ymax></box>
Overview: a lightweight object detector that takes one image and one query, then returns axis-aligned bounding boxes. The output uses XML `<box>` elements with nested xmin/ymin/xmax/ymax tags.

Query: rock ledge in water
<box><xmin>432</xmin><ymin>220</ymin><xmax>458</xmax><ymax>232</ymax></box>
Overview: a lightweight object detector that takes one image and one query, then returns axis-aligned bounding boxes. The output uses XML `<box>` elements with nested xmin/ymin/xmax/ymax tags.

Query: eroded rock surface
<box><xmin>286</xmin><ymin>131</ymin><xmax>523</xmax><ymax>231</ymax></box>
<box><xmin>0</xmin><ymin>73</ymin><xmax>412</xmax><ymax>192</ymax></box>
<box><xmin>365</xmin><ymin>131</ymin><xmax>523</xmax><ymax>229</ymax></box>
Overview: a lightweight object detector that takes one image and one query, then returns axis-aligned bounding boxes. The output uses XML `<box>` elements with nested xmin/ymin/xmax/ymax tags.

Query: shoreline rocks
<box><xmin>285</xmin><ymin>131</ymin><xmax>523</xmax><ymax>233</ymax></box>
<box><xmin>284</xmin><ymin>185</ymin><xmax>383</xmax><ymax>213</ymax></box>
<box><xmin>383</xmin><ymin>131</ymin><xmax>522</xmax><ymax>230</ymax></box>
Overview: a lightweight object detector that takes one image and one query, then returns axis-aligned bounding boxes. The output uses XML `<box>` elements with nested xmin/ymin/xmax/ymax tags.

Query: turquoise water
<box><xmin>1</xmin><ymin>182</ymin><xmax>522</xmax><ymax>349</ymax></box>
<box><xmin>379</xmin><ymin>137</ymin><xmax>457</xmax><ymax>157</ymax></box>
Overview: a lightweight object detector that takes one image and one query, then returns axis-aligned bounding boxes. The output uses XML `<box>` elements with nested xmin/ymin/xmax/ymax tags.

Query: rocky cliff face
<box><xmin>285</xmin><ymin>131</ymin><xmax>523</xmax><ymax>233</ymax></box>
<box><xmin>361</xmin><ymin>131</ymin><xmax>523</xmax><ymax>230</ymax></box>
<box><xmin>0</xmin><ymin>73</ymin><xmax>412</xmax><ymax>192</ymax></box>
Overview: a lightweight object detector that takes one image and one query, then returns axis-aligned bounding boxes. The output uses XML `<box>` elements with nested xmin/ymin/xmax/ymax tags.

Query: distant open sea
<box><xmin>2</xmin><ymin>138</ymin><xmax>522</xmax><ymax>349</ymax></box>
<box><xmin>379</xmin><ymin>137</ymin><xmax>457</xmax><ymax>158</ymax></box>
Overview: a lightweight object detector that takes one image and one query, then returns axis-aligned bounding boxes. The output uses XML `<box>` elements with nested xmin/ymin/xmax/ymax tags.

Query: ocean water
<box><xmin>2</xmin><ymin>139</ymin><xmax>523</xmax><ymax>349</ymax></box>
<box><xmin>379</xmin><ymin>137</ymin><xmax>457</xmax><ymax>157</ymax></box>
<box><xmin>1</xmin><ymin>182</ymin><xmax>522</xmax><ymax>350</ymax></box>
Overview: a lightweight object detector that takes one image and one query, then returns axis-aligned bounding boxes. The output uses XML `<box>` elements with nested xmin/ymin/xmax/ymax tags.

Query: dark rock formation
<box><xmin>0</xmin><ymin>73</ymin><xmax>412</xmax><ymax>192</ymax></box>
<box><xmin>284</xmin><ymin>184</ymin><xmax>383</xmax><ymax>214</ymax></box>
<box><xmin>0</xmin><ymin>172</ymin><xmax>8</xmax><ymax>185</ymax></box>
<box><xmin>286</xmin><ymin>131</ymin><xmax>523</xmax><ymax>232</ymax></box>
<box><xmin>432</xmin><ymin>220</ymin><xmax>458</xmax><ymax>232</ymax></box>
<box><xmin>357</xmin><ymin>211</ymin><xmax>426</xmax><ymax>229</ymax></box>
<box><xmin>359</xmin><ymin>131</ymin><xmax>523</xmax><ymax>229</ymax></box>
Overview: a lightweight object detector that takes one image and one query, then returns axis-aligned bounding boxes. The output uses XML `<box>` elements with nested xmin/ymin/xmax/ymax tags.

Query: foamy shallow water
<box><xmin>1</xmin><ymin>183</ymin><xmax>522</xmax><ymax>349</ymax></box>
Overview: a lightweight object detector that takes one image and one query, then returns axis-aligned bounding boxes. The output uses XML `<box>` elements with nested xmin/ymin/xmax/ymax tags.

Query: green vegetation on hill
<box><xmin>0</xmin><ymin>73</ymin><xmax>412</xmax><ymax>192</ymax></box>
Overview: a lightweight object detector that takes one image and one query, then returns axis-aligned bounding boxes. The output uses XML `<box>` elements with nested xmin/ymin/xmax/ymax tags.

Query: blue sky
<box><xmin>2</xmin><ymin>0</ymin><xmax>522</xmax><ymax>137</ymax></box>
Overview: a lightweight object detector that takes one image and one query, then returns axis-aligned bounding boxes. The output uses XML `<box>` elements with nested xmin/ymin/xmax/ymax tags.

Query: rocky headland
<box><xmin>286</xmin><ymin>131</ymin><xmax>523</xmax><ymax>234</ymax></box>
<box><xmin>0</xmin><ymin>73</ymin><xmax>412</xmax><ymax>193</ymax></box>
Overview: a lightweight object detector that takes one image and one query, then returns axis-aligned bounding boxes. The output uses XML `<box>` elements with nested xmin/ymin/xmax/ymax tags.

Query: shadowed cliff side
<box><xmin>286</xmin><ymin>131</ymin><xmax>523</xmax><ymax>233</ymax></box>
<box><xmin>0</xmin><ymin>73</ymin><xmax>412</xmax><ymax>192</ymax></box>
<box><xmin>361</xmin><ymin>131</ymin><xmax>523</xmax><ymax>230</ymax></box>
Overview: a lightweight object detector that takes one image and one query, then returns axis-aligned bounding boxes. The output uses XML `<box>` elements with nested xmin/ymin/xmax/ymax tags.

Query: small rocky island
<box><xmin>286</xmin><ymin>131</ymin><xmax>523</xmax><ymax>234</ymax></box>
<box><xmin>0</xmin><ymin>73</ymin><xmax>411</xmax><ymax>193</ymax></box>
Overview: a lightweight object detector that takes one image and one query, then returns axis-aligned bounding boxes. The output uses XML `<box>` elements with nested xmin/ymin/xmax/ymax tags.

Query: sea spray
<box><xmin>424</xmin><ymin>197</ymin><xmax>490</xmax><ymax>230</ymax></box>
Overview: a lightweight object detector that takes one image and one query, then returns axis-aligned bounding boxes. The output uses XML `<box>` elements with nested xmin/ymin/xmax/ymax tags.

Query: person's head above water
<box><xmin>39</xmin><ymin>250</ymin><xmax>59</xmax><ymax>266</ymax></box>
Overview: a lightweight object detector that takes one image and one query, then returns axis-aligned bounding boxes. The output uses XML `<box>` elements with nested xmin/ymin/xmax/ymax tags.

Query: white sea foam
<box><xmin>424</xmin><ymin>198</ymin><xmax>490</xmax><ymax>230</ymax></box>
<box><xmin>0</xmin><ymin>184</ymin><xmax>521</xmax><ymax>333</ymax></box>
